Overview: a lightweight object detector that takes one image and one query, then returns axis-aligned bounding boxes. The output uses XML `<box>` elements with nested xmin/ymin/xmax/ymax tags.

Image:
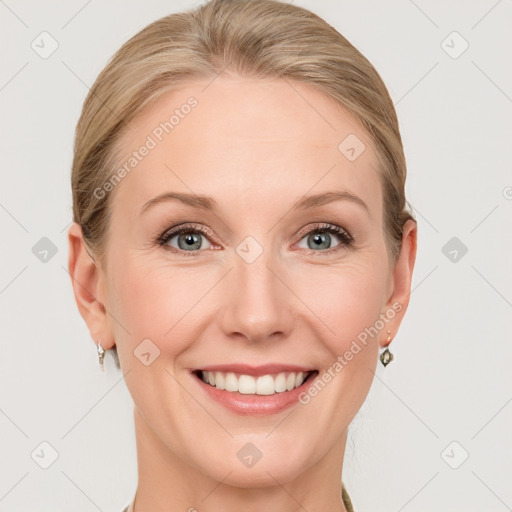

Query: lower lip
<box><xmin>192</xmin><ymin>371</ymin><xmax>319</xmax><ymax>416</ymax></box>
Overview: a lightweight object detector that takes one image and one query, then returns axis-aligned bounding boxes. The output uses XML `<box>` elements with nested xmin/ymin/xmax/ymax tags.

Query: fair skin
<box><xmin>68</xmin><ymin>76</ymin><xmax>416</xmax><ymax>512</ymax></box>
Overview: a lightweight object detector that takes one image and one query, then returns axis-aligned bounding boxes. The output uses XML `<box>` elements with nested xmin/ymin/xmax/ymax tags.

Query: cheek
<box><xmin>107</xmin><ymin>256</ymin><xmax>210</xmax><ymax>355</ymax></box>
<box><xmin>291</xmin><ymin>257</ymin><xmax>389</xmax><ymax>350</ymax></box>
<box><xmin>105</xmin><ymin>254</ymin><xmax>157</xmax><ymax>342</ymax></box>
<box><xmin>106</xmin><ymin>260</ymin><xmax>198</xmax><ymax>415</ymax></box>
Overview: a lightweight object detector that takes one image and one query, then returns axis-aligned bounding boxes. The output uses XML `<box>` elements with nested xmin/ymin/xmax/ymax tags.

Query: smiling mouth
<box><xmin>193</xmin><ymin>369</ymin><xmax>318</xmax><ymax>395</ymax></box>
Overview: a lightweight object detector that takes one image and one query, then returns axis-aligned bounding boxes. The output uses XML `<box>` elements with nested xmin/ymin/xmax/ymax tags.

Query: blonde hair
<box><xmin>72</xmin><ymin>0</ymin><xmax>415</xmax><ymax>266</ymax></box>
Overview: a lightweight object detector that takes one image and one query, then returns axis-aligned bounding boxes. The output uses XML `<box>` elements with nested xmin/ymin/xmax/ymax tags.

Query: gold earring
<box><xmin>97</xmin><ymin>339</ymin><xmax>105</xmax><ymax>371</ymax></box>
<box><xmin>379</xmin><ymin>330</ymin><xmax>394</xmax><ymax>367</ymax></box>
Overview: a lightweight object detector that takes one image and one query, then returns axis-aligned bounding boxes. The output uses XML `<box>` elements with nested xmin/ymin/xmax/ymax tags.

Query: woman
<box><xmin>67</xmin><ymin>0</ymin><xmax>417</xmax><ymax>510</ymax></box>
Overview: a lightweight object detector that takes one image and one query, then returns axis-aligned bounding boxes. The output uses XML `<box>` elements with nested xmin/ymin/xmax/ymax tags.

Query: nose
<box><xmin>217</xmin><ymin>248</ymin><xmax>295</xmax><ymax>344</ymax></box>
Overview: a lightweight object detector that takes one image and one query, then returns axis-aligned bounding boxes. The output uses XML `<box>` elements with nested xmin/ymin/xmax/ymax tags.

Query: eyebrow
<box><xmin>292</xmin><ymin>190</ymin><xmax>369</xmax><ymax>214</ymax></box>
<box><xmin>139</xmin><ymin>190</ymin><xmax>369</xmax><ymax>216</ymax></box>
<box><xmin>140</xmin><ymin>192</ymin><xmax>219</xmax><ymax>215</ymax></box>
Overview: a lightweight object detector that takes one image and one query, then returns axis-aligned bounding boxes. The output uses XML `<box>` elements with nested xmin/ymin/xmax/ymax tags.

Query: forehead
<box><xmin>111</xmin><ymin>76</ymin><xmax>382</xmax><ymax>221</ymax></box>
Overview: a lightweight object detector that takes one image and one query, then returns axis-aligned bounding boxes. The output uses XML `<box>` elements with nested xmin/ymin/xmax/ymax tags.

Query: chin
<box><xmin>191</xmin><ymin>441</ymin><xmax>312</xmax><ymax>488</ymax></box>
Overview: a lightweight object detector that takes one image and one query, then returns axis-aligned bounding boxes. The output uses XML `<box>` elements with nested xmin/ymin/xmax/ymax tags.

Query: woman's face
<box><xmin>71</xmin><ymin>76</ymin><xmax>416</xmax><ymax>487</ymax></box>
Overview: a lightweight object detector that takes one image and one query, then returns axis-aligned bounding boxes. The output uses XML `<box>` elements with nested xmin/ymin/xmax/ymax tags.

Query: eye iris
<box><xmin>179</xmin><ymin>232</ymin><xmax>202</xmax><ymax>250</ymax></box>
<box><xmin>309</xmin><ymin>231</ymin><xmax>331</xmax><ymax>250</ymax></box>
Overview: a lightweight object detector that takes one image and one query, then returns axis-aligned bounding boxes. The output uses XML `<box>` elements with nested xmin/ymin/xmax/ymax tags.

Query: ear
<box><xmin>380</xmin><ymin>219</ymin><xmax>418</xmax><ymax>347</ymax></box>
<box><xmin>67</xmin><ymin>222</ymin><xmax>115</xmax><ymax>349</ymax></box>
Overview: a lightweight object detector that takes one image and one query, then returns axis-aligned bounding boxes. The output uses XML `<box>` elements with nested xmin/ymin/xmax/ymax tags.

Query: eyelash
<box><xmin>155</xmin><ymin>222</ymin><xmax>354</xmax><ymax>257</ymax></box>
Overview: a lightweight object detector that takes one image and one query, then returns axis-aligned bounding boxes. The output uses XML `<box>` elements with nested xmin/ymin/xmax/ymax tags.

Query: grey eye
<box><xmin>166</xmin><ymin>231</ymin><xmax>213</xmax><ymax>251</ymax></box>
<box><xmin>297</xmin><ymin>230</ymin><xmax>342</xmax><ymax>251</ymax></box>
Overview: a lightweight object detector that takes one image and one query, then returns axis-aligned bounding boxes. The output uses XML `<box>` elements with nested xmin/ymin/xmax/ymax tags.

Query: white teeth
<box><xmin>224</xmin><ymin>372</ymin><xmax>238</xmax><ymax>392</ymax></box>
<box><xmin>239</xmin><ymin>375</ymin><xmax>256</xmax><ymax>394</ymax></box>
<box><xmin>256</xmin><ymin>375</ymin><xmax>275</xmax><ymax>395</ymax></box>
<box><xmin>215</xmin><ymin>372</ymin><xmax>225</xmax><ymax>390</ymax></box>
<box><xmin>286</xmin><ymin>372</ymin><xmax>296</xmax><ymax>391</ymax></box>
<box><xmin>274</xmin><ymin>373</ymin><xmax>287</xmax><ymax>392</ymax></box>
<box><xmin>199</xmin><ymin>370</ymin><xmax>310</xmax><ymax>395</ymax></box>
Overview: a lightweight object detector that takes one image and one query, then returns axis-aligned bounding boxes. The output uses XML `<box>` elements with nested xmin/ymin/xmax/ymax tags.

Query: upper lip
<box><xmin>193</xmin><ymin>364</ymin><xmax>317</xmax><ymax>377</ymax></box>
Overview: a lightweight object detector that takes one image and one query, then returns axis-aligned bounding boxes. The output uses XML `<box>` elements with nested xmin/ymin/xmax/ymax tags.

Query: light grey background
<box><xmin>1</xmin><ymin>0</ymin><xmax>511</xmax><ymax>511</ymax></box>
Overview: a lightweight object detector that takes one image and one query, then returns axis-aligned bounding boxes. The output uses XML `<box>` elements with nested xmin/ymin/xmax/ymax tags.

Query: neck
<box><xmin>131</xmin><ymin>406</ymin><xmax>350</xmax><ymax>512</ymax></box>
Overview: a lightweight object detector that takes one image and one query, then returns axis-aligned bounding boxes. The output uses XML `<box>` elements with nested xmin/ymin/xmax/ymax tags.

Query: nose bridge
<box><xmin>218</xmin><ymin>242</ymin><xmax>293</xmax><ymax>343</ymax></box>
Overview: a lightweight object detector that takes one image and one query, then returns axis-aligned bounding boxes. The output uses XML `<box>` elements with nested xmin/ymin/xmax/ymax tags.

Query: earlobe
<box><xmin>67</xmin><ymin>222</ymin><xmax>115</xmax><ymax>349</ymax></box>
